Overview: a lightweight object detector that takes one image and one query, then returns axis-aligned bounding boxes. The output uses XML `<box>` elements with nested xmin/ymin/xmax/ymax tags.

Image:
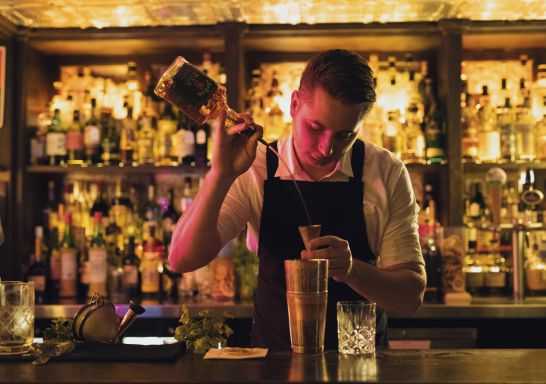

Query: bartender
<box><xmin>169</xmin><ymin>49</ymin><xmax>426</xmax><ymax>349</ymax></box>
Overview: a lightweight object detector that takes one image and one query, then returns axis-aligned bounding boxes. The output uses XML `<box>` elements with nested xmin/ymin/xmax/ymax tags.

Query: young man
<box><xmin>170</xmin><ymin>49</ymin><xmax>426</xmax><ymax>349</ymax></box>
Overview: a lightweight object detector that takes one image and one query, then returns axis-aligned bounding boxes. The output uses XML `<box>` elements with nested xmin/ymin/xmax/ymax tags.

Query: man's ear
<box><xmin>290</xmin><ymin>90</ymin><xmax>299</xmax><ymax>119</ymax></box>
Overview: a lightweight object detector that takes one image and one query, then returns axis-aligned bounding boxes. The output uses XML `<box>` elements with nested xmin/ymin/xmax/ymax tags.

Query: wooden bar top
<box><xmin>2</xmin><ymin>349</ymin><xmax>546</xmax><ymax>383</ymax></box>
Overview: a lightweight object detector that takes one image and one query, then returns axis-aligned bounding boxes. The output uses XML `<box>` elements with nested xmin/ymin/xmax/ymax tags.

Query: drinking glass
<box><xmin>0</xmin><ymin>281</ymin><xmax>35</xmax><ymax>355</ymax></box>
<box><xmin>337</xmin><ymin>300</ymin><xmax>375</xmax><ymax>355</ymax></box>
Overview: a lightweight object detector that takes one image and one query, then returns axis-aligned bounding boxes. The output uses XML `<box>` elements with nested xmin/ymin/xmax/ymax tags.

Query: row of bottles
<box><xmin>244</xmin><ymin>54</ymin><xmax>445</xmax><ymax>164</ymax></box>
<box><xmin>31</xmin><ymin>100</ymin><xmax>211</xmax><ymax>168</ymax></box>
<box><xmin>462</xmin><ymin>58</ymin><xmax>546</xmax><ymax>163</ymax></box>
<box><xmin>25</xmin><ymin>177</ymin><xmax>256</xmax><ymax>304</ymax></box>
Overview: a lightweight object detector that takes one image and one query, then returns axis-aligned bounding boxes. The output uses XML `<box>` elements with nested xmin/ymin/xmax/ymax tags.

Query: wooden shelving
<box><xmin>26</xmin><ymin>164</ymin><xmax>210</xmax><ymax>175</ymax></box>
<box><xmin>463</xmin><ymin>162</ymin><xmax>546</xmax><ymax>173</ymax></box>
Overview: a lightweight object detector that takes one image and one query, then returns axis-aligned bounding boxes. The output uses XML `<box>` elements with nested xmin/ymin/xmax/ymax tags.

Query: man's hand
<box><xmin>211</xmin><ymin>109</ymin><xmax>263</xmax><ymax>182</ymax></box>
<box><xmin>301</xmin><ymin>236</ymin><xmax>353</xmax><ymax>282</ymax></box>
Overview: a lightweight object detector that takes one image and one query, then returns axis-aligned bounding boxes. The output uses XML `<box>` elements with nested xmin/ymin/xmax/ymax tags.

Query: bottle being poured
<box><xmin>154</xmin><ymin>56</ymin><xmax>313</xmax><ymax>226</ymax></box>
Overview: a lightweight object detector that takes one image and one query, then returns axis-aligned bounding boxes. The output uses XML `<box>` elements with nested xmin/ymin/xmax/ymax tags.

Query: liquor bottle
<box><xmin>28</xmin><ymin>226</ymin><xmax>47</xmax><ymax>304</ymax></box>
<box><xmin>173</xmin><ymin>114</ymin><xmax>196</xmax><ymax>165</ymax></box>
<box><xmin>403</xmin><ymin>102</ymin><xmax>426</xmax><ymax>164</ymax></box>
<box><xmin>88</xmin><ymin>212</ymin><xmax>108</xmax><ymax>297</ymax></box>
<box><xmin>122</xmin><ymin>236</ymin><xmax>140</xmax><ymax>300</ymax></box>
<box><xmin>30</xmin><ymin>114</ymin><xmax>48</xmax><ymax>165</ymax></box>
<box><xmin>461</xmin><ymin>91</ymin><xmax>479</xmax><ymax>161</ymax></box>
<box><xmin>533</xmin><ymin>64</ymin><xmax>546</xmax><ymax>118</ymax></box>
<box><xmin>383</xmin><ymin>110</ymin><xmax>404</xmax><ymax>158</ymax></box>
<box><xmin>515</xmin><ymin>96</ymin><xmax>536</xmax><ymax>161</ymax></box>
<box><xmin>421</xmin><ymin>225</ymin><xmax>442</xmax><ymax>303</ymax></box>
<box><xmin>477</xmin><ymin>85</ymin><xmax>500</xmax><ymax>162</ymax></box>
<box><xmin>90</xmin><ymin>182</ymin><xmax>110</xmax><ymax>218</ymax></box>
<box><xmin>180</xmin><ymin>177</ymin><xmax>194</xmax><ymax>215</ymax></box>
<box><xmin>265</xmin><ymin>72</ymin><xmax>285</xmax><ymax>141</ymax></box>
<box><xmin>154</xmin><ymin>56</ymin><xmax>248</xmax><ymax>131</ymax></box>
<box><xmin>156</xmin><ymin>102</ymin><xmax>178</xmax><ymax>166</ymax></box>
<box><xmin>468</xmin><ymin>183</ymin><xmax>486</xmax><ymax>222</ymax></box>
<box><xmin>120</xmin><ymin>105</ymin><xmax>137</xmax><ymax>166</ymax></box>
<box><xmin>46</xmin><ymin>108</ymin><xmax>67</xmax><ymax>166</ymax></box>
<box><xmin>59</xmin><ymin>213</ymin><xmax>78</xmax><ymax>298</ymax></box>
<box><xmin>140</xmin><ymin>224</ymin><xmax>164</xmax><ymax>303</ymax></box>
<box><xmin>537</xmin><ymin>97</ymin><xmax>546</xmax><ymax>160</ymax></box>
<box><xmin>47</xmin><ymin>212</ymin><xmax>61</xmax><ymax>299</ymax></box>
<box><xmin>422</xmin><ymin>78</ymin><xmax>445</xmax><ymax>164</ymax></box>
<box><xmin>498</xmin><ymin>97</ymin><xmax>516</xmax><ymax>161</ymax></box>
<box><xmin>66</xmin><ymin>109</ymin><xmax>84</xmax><ymax>165</ymax></box>
<box><xmin>84</xmin><ymin>98</ymin><xmax>102</xmax><ymax>165</ymax></box>
<box><xmin>100</xmin><ymin>109</ymin><xmax>120</xmax><ymax>165</ymax></box>
<box><xmin>422</xmin><ymin>183</ymin><xmax>436</xmax><ymax>226</ymax></box>
<box><xmin>162</xmin><ymin>188</ymin><xmax>179</xmax><ymax>253</ymax></box>
<box><xmin>143</xmin><ymin>185</ymin><xmax>162</xmax><ymax>226</ymax></box>
<box><xmin>137</xmin><ymin>115</ymin><xmax>156</xmax><ymax>165</ymax></box>
<box><xmin>43</xmin><ymin>180</ymin><xmax>56</xmax><ymax>239</ymax></box>
<box><xmin>194</xmin><ymin>123</ymin><xmax>209</xmax><ymax>166</ymax></box>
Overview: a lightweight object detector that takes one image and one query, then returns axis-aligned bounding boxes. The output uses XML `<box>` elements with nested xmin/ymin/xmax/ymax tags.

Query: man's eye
<box><xmin>338</xmin><ymin>132</ymin><xmax>356</xmax><ymax>140</ymax></box>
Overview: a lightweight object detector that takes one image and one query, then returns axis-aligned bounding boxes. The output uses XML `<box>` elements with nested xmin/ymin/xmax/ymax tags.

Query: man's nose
<box><xmin>319</xmin><ymin>136</ymin><xmax>334</xmax><ymax>157</ymax></box>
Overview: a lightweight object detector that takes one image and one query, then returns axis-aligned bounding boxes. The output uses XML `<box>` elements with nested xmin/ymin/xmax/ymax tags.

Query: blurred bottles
<box><xmin>46</xmin><ymin>109</ymin><xmax>66</xmax><ymax>166</ymax></box>
<box><xmin>28</xmin><ymin>226</ymin><xmax>47</xmax><ymax>304</ymax></box>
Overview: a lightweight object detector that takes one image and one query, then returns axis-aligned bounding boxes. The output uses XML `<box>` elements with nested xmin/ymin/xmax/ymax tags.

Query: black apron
<box><xmin>251</xmin><ymin>139</ymin><xmax>387</xmax><ymax>350</ymax></box>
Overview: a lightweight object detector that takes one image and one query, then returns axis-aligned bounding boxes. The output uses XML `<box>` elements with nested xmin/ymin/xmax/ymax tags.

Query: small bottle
<box><xmin>498</xmin><ymin>97</ymin><xmax>516</xmax><ymax>161</ymax></box>
<box><xmin>83</xmin><ymin>98</ymin><xmax>102</xmax><ymax>165</ymax></box>
<box><xmin>122</xmin><ymin>236</ymin><xmax>140</xmax><ymax>300</ymax></box>
<box><xmin>515</xmin><ymin>96</ymin><xmax>536</xmax><ymax>161</ymax></box>
<box><xmin>162</xmin><ymin>188</ymin><xmax>179</xmax><ymax>253</ymax></box>
<box><xmin>477</xmin><ymin>85</ymin><xmax>500</xmax><ymax>162</ymax></box>
<box><xmin>137</xmin><ymin>115</ymin><xmax>156</xmax><ymax>165</ymax></box>
<box><xmin>28</xmin><ymin>226</ymin><xmax>47</xmax><ymax>304</ymax></box>
<box><xmin>59</xmin><ymin>213</ymin><xmax>78</xmax><ymax>298</ymax></box>
<box><xmin>173</xmin><ymin>114</ymin><xmax>195</xmax><ymax>165</ymax></box>
<box><xmin>140</xmin><ymin>225</ymin><xmax>164</xmax><ymax>303</ymax></box>
<box><xmin>100</xmin><ymin>109</ymin><xmax>120</xmax><ymax>166</ymax></box>
<box><xmin>46</xmin><ymin>108</ymin><xmax>67</xmax><ymax>166</ymax></box>
<box><xmin>120</xmin><ymin>104</ymin><xmax>137</xmax><ymax>166</ymax></box>
<box><xmin>66</xmin><ymin>109</ymin><xmax>85</xmax><ymax>165</ymax></box>
<box><xmin>468</xmin><ymin>183</ymin><xmax>486</xmax><ymax>222</ymax></box>
<box><xmin>88</xmin><ymin>212</ymin><xmax>108</xmax><ymax>297</ymax></box>
<box><xmin>156</xmin><ymin>102</ymin><xmax>178</xmax><ymax>166</ymax></box>
<box><xmin>47</xmin><ymin>212</ymin><xmax>61</xmax><ymax>299</ymax></box>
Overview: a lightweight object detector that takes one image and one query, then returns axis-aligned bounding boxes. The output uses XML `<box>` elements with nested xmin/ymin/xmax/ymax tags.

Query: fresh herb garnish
<box><xmin>43</xmin><ymin>317</ymin><xmax>74</xmax><ymax>342</ymax></box>
<box><xmin>174</xmin><ymin>305</ymin><xmax>233</xmax><ymax>354</ymax></box>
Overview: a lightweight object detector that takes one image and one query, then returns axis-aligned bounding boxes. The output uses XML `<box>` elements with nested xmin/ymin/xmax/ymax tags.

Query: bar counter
<box><xmin>3</xmin><ymin>349</ymin><xmax>546</xmax><ymax>383</ymax></box>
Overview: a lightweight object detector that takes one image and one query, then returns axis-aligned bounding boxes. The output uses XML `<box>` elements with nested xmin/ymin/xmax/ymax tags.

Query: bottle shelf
<box><xmin>26</xmin><ymin>164</ymin><xmax>210</xmax><ymax>175</ymax></box>
<box><xmin>464</xmin><ymin>161</ymin><xmax>546</xmax><ymax>172</ymax></box>
<box><xmin>405</xmin><ymin>162</ymin><xmax>447</xmax><ymax>171</ymax></box>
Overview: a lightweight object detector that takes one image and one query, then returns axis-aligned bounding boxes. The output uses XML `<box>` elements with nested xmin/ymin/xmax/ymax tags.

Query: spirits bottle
<box><xmin>120</xmin><ymin>105</ymin><xmax>137</xmax><ymax>166</ymax></box>
<box><xmin>461</xmin><ymin>91</ymin><xmax>479</xmax><ymax>161</ymax></box>
<box><xmin>468</xmin><ymin>183</ymin><xmax>486</xmax><ymax>222</ymax></box>
<box><xmin>477</xmin><ymin>85</ymin><xmax>500</xmax><ymax>162</ymax></box>
<box><xmin>140</xmin><ymin>225</ymin><xmax>164</xmax><ymax>303</ymax></box>
<box><xmin>88</xmin><ymin>212</ymin><xmax>108</xmax><ymax>297</ymax></box>
<box><xmin>100</xmin><ymin>109</ymin><xmax>120</xmax><ymax>165</ymax></box>
<box><xmin>536</xmin><ymin>97</ymin><xmax>546</xmax><ymax>160</ymax></box>
<box><xmin>59</xmin><ymin>213</ymin><xmax>78</xmax><ymax>298</ymax></box>
<box><xmin>156</xmin><ymin>102</ymin><xmax>178</xmax><ymax>166</ymax></box>
<box><xmin>143</xmin><ymin>184</ymin><xmax>162</xmax><ymax>227</ymax></box>
<box><xmin>173</xmin><ymin>114</ymin><xmax>195</xmax><ymax>165</ymax></box>
<box><xmin>515</xmin><ymin>97</ymin><xmax>536</xmax><ymax>161</ymax></box>
<box><xmin>28</xmin><ymin>226</ymin><xmax>47</xmax><ymax>304</ymax></box>
<box><xmin>46</xmin><ymin>108</ymin><xmax>67</xmax><ymax>166</ymax></box>
<box><xmin>498</xmin><ymin>97</ymin><xmax>516</xmax><ymax>162</ymax></box>
<box><xmin>66</xmin><ymin>109</ymin><xmax>84</xmax><ymax>165</ymax></box>
<box><xmin>383</xmin><ymin>110</ymin><xmax>404</xmax><ymax>158</ymax></box>
<box><xmin>423</xmin><ymin>78</ymin><xmax>445</xmax><ymax>164</ymax></box>
<box><xmin>47</xmin><ymin>212</ymin><xmax>60</xmax><ymax>299</ymax></box>
<box><xmin>403</xmin><ymin>102</ymin><xmax>426</xmax><ymax>164</ymax></box>
<box><xmin>122</xmin><ymin>236</ymin><xmax>140</xmax><ymax>300</ymax></box>
<box><xmin>137</xmin><ymin>115</ymin><xmax>156</xmax><ymax>165</ymax></box>
<box><xmin>83</xmin><ymin>98</ymin><xmax>102</xmax><ymax>165</ymax></box>
<box><xmin>162</xmin><ymin>188</ymin><xmax>179</xmax><ymax>253</ymax></box>
<box><xmin>194</xmin><ymin>123</ymin><xmax>209</xmax><ymax>166</ymax></box>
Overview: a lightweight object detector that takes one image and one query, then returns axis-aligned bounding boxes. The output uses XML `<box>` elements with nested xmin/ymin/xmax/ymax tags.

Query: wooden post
<box><xmin>220</xmin><ymin>22</ymin><xmax>247</xmax><ymax>112</ymax></box>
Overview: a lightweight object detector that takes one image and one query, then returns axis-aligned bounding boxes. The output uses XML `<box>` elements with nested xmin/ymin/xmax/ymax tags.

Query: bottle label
<box><xmin>141</xmin><ymin>252</ymin><xmax>160</xmax><ymax>293</ymax></box>
<box><xmin>170</xmin><ymin>63</ymin><xmax>218</xmax><ymax>111</ymax></box>
<box><xmin>469</xmin><ymin>202</ymin><xmax>480</xmax><ymax>218</ymax></box>
<box><xmin>84</xmin><ymin>125</ymin><xmax>100</xmax><ymax>147</ymax></box>
<box><xmin>30</xmin><ymin>137</ymin><xmax>45</xmax><ymax>163</ymax></box>
<box><xmin>88</xmin><ymin>248</ymin><xmax>108</xmax><ymax>283</ymax></box>
<box><xmin>123</xmin><ymin>265</ymin><xmax>138</xmax><ymax>286</ymax></box>
<box><xmin>175</xmin><ymin>130</ymin><xmax>195</xmax><ymax>158</ymax></box>
<box><xmin>29</xmin><ymin>275</ymin><xmax>46</xmax><ymax>292</ymax></box>
<box><xmin>60</xmin><ymin>249</ymin><xmax>77</xmax><ymax>280</ymax></box>
<box><xmin>196</xmin><ymin>129</ymin><xmax>207</xmax><ymax>145</ymax></box>
<box><xmin>49</xmin><ymin>249</ymin><xmax>61</xmax><ymax>280</ymax></box>
<box><xmin>46</xmin><ymin>133</ymin><xmax>67</xmax><ymax>156</ymax></box>
<box><xmin>66</xmin><ymin>131</ymin><xmax>84</xmax><ymax>150</ymax></box>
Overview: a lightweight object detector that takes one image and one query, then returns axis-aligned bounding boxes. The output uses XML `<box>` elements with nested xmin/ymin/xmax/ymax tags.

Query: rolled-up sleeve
<box><xmin>217</xmin><ymin>173</ymin><xmax>251</xmax><ymax>246</ymax></box>
<box><xmin>377</xmin><ymin>164</ymin><xmax>424</xmax><ymax>268</ymax></box>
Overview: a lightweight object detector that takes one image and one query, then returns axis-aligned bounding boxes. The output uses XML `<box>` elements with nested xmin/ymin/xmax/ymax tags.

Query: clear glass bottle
<box><xmin>137</xmin><ymin>115</ymin><xmax>156</xmax><ymax>165</ymax></box>
<box><xmin>498</xmin><ymin>97</ymin><xmax>516</xmax><ymax>162</ymax></box>
<box><xmin>403</xmin><ymin>102</ymin><xmax>425</xmax><ymax>164</ymax></box>
<box><xmin>83</xmin><ymin>98</ymin><xmax>102</xmax><ymax>165</ymax></box>
<box><xmin>120</xmin><ymin>105</ymin><xmax>137</xmax><ymax>166</ymax></box>
<box><xmin>156</xmin><ymin>102</ymin><xmax>178</xmax><ymax>166</ymax></box>
<box><xmin>46</xmin><ymin>108</ymin><xmax>67</xmax><ymax>166</ymax></box>
<box><xmin>477</xmin><ymin>85</ymin><xmax>500</xmax><ymax>162</ymax></box>
<box><xmin>515</xmin><ymin>97</ymin><xmax>536</xmax><ymax>161</ymax></box>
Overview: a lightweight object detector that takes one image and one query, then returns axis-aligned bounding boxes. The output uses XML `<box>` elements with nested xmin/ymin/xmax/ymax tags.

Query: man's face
<box><xmin>290</xmin><ymin>86</ymin><xmax>364</xmax><ymax>172</ymax></box>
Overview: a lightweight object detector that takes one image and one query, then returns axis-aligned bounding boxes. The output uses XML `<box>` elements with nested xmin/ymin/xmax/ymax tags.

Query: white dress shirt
<box><xmin>217</xmin><ymin>133</ymin><xmax>424</xmax><ymax>268</ymax></box>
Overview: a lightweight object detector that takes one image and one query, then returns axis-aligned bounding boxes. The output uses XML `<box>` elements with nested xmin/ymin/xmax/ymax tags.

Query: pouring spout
<box><xmin>116</xmin><ymin>301</ymin><xmax>146</xmax><ymax>342</ymax></box>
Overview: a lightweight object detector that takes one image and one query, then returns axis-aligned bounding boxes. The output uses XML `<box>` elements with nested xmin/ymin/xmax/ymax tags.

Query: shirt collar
<box><xmin>274</xmin><ymin>132</ymin><xmax>354</xmax><ymax>180</ymax></box>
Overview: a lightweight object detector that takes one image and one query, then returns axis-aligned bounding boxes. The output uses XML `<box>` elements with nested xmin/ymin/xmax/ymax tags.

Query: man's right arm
<box><xmin>168</xmin><ymin>171</ymin><xmax>235</xmax><ymax>273</ymax></box>
<box><xmin>168</xmin><ymin>110</ymin><xmax>263</xmax><ymax>273</ymax></box>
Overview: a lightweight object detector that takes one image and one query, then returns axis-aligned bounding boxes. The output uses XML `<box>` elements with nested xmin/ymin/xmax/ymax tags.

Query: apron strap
<box><xmin>266</xmin><ymin>141</ymin><xmax>280</xmax><ymax>180</ymax></box>
<box><xmin>350</xmin><ymin>139</ymin><xmax>365</xmax><ymax>181</ymax></box>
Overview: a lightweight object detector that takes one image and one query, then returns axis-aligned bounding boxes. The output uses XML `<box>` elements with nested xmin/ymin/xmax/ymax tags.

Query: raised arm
<box><xmin>169</xmin><ymin>111</ymin><xmax>263</xmax><ymax>273</ymax></box>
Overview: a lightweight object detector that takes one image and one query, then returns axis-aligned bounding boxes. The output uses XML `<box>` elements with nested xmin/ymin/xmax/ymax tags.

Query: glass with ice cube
<box><xmin>0</xmin><ymin>281</ymin><xmax>35</xmax><ymax>355</ymax></box>
<box><xmin>337</xmin><ymin>301</ymin><xmax>376</xmax><ymax>355</ymax></box>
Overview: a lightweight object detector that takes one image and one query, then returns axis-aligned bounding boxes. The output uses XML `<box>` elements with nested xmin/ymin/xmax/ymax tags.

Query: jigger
<box><xmin>299</xmin><ymin>224</ymin><xmax>321</xmax><ymax>251</ymax></box>
<box><xmin>116</xmin><ymin>301</ymin><xmax>146</xmax><ymax>341</ymax></box>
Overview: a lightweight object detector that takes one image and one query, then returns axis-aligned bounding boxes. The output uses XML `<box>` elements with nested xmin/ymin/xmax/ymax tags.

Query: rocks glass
<box><xmin>337</xmin><ymin>300</ymin><xmax>376</xmax><ymax>355</ymax></box>
<box><xmin>0</xmin><ymin>281</ymin><xmax>35</xmax><ymax>355</ymax></box>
